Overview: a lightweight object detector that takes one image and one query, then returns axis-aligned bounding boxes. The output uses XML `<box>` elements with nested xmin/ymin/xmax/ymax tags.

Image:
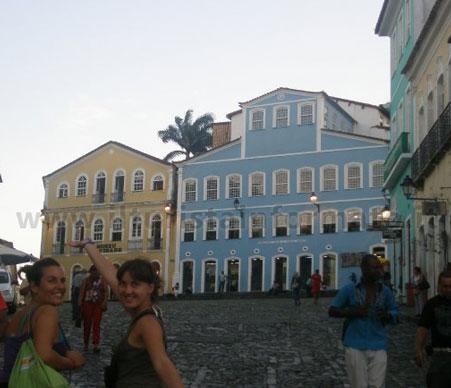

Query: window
<box><xmin>152</xmin><ymin>175</ymin><xmax>164</xmax><ymax>191</ymax></box>
<box><xmin>274</xmin><ymin>170</ymin><xmax>289</xmax><ymax>195</ymax></box>
<box><xmin>55</xmin><ymin>221</ymin><xmax>66</xmax><ymax>254</ymax></box>
<box><xmin>370</xmin><ymin>207</ymin><xmax>384</xmax><ymax>225</ymax></box>
<box><xmin>322</xmin><ymin>166</ymin><xmax>337</xmax><ymax>191</ymax></box>
<box><xmin>74</xmin><ymin>220</ymin><xmax>85</xmax><ymax>241</ymax></box>
<box><xmin>133</xmin><ymin>170</ymin><xmax>144</xmax><ymax>192</ymax></box>
<box><xmin>418</xmin><ymin>106</ymin><xmax>426</xmax><ymax>141</ymax></box>
<box><xmin>346</xmin><ymin>163</ymin><xmax>362</xmax><ymax>189</ymax></box>
<box><xmin>250</xmin><ymin>215</ymin><xmax>264</xmax><ymax>238</ymax></box>
<box><xmin>427</xmin><ymin>91</ymin><xmax>435</xmax><ymax>129</ymax></box>
<box><xmin>322</xmin><ymin>211</ymin><xmax>336</xmax><ymax>234</ymax></box>
<box><xmin>228</xmin><ymin>175</ymin><xmax>241</xmax><ymax>199</ymax></box>
<box><xmin>184</xmin><ymin>179</ymin><xmax>196</xmax><ymax>202</ymax></box>
<box><xmin>274</xmin><ymin>106</ymin><xmax>289</xmax><ymax>128</ymax></box>
<box><xmin>76</xmin><ymin>176</ymin><xmax>87</xmax><ymax>197</ymax></box>
<box><xmin>93</xmin><ymin>219</ymin><xmax>104</xmax><ymax>241</ymax></box>
<box><xmin>150</xmin><ymin>215</ymin><xmax>162</xmax><ymax>249</ymax></box>
<box><xmin>437</xmin><ymin>75</ymin><xmax>445</xmax><ymax>115</ymax></box>
<box><xmin>299</xmin><ymin>103</ymin><xmax>314</xmax><ymax>125</ymax></box>
<box><xmin>183</xmin><ymin>220</ymin><xmax>195</xmax><ymax>242</ymax></box>
<box><xmin>251</xmin><ymin>110</ymin><xmax>264</xmax><ymax>130</ymax></box>
<box><xmin>371</xmin><ymin>162</ymin><xmax>384</xmax><ymax>188</ymax></box>
<box><xmin>205</xmin><ymin>177</ymin><xmax>219</xmax><ymax>201</ymax></box>
<box><xmin>205</xmin><ymin>218</ymin><xmax>218</xmax><ymax>240</ymax></box>
<box><xmin>227</xmin><ymin>217</ymin><xmax>241</xmax><ymax>239</ymax></box>
<box><xmin>58</xmin><ymin>183</ymin><xmax>68</xmax><ymax>198</ymax></box>
<box><xmin>112</xmin><ymin>218</ymin><xmax>123</xmax><ymax>241</ymax></box>
<box><xmin>131</xmin><ymin>216</ymin><xmax>142</xmax><ymax>239</ymax></box>
<box><xmin>346</xmin><ymin>209</ymin><xmax>362</xmax><ymax>232</ymax></box>
<box><xmin>275</xmin><ymin>214</ymin><xmax>288</xmax><ymax>237</ymax></box>
<box><xmin>299</xmin><ymin>212</ymin><xmax>313</xmax><ymax>235</ymax></box>
<box><xmin>250</xmin><ymin>172</ymin><xmax>264</xmax><ymax>197</ymax></box>
<box><xmin>298</xmin><ymin>168</ymin><xmax>313</xmax><ymax>193</ymax></box>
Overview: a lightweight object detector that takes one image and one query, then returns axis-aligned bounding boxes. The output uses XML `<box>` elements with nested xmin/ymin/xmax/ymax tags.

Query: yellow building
<box><xmin>40</xmin><ymin>141</ymin><xmax>177</xmax><ymax>299</ymax></box>
<box><xmin>403</xmin><ymin>1</ymin><xmax>451</xmax><ymax>291</ymax></box>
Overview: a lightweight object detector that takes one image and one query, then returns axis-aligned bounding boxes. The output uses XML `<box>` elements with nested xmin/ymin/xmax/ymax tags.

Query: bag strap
<box><xmin>128</xmin><ymin>308</ymin><xmax>157</xmax><ymax>335</ymax></box>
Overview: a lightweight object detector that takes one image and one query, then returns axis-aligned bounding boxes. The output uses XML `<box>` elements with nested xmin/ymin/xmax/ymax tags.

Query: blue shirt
<box><xmin>330</xmin><ymin>282</ymin><xmax>398</xmax><ymax>351</ymax></box>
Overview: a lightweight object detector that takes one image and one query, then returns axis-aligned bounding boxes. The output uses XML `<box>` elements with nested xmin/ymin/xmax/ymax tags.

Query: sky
<box><xmin>0</xmin><ymin>0</ymin><xmax>389</xmax><ymax>257</ymax></box>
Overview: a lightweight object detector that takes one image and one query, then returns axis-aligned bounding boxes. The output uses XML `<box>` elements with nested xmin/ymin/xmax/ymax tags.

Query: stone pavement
<box><xmin>4</xmin><ymin>298</ymin><xmax>428</xmax><ymax>387</ymax></box>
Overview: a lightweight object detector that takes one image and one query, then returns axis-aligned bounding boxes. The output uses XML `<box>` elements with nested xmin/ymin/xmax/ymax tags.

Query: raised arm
<box><xmin>69</xmin><ymin>240</ymin><xmax>118</xmax><ymax>296</ymax></box>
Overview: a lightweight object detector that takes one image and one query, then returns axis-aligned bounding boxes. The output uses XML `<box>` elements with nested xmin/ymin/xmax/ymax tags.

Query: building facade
<box><xmin>402</xmin><ymin>0</ymin><xmax>451</xmax><ymax>292</ymax></box>
<box><xmin>41</xmin><ymin>141</ymin><xmax>177</xmax><ymax>299</ymax></box>
<box><xmin>175</xmin><ymin>88</ymin><xmax>390</xmax><ymax>294</ymax></box>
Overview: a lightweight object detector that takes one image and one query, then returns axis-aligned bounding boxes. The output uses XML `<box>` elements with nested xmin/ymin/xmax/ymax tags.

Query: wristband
<box><xmin>82</xmin><ymin>239</ymin><xmax>95</xmax><ymax>249</ymax></box>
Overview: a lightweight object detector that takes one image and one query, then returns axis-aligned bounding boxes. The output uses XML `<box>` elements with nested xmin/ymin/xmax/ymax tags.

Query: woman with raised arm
<box><xmin>69</xmin><ymin>239</ymin><xmax>184</xmax><ymax>388</ymax></box>
<box><xmin>0</xmin><ymin>258</ymin><xmax>85</xmax><ymax>387</ymax></box>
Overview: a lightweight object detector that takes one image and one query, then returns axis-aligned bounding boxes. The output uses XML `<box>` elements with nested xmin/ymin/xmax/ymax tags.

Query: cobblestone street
<box><xmin>11</xmin><ymin>298</ymin><xmax>428</xmax><ymax>387</ymax></box>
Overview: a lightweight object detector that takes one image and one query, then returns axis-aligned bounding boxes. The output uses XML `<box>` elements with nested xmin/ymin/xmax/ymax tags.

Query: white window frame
<box><xmin>204</xmin><ymin>176</ymin><xmax>220</xmax><ymax>201</ymax></box>
<box><xmin>183</xmin><ymin>178</ymin><xmax>197</xmax><ymax>202</ymax></box>
<box><xmin>272</xmin><ymin>169</ymin><xmax>290</xmax><ymax>195</ymax></box>
<box><xmin>182</xmin><ymin>219</ymin><xmax>196</xmax><ymax>242</ymax></box>
<box><xmin>226</xmin><ymin>174</ymin><xmax>242</xmax><ymax>199</ymax></box>
<box><xmin>129</xmin><ymin>215</ymin><xmax>143</xmax><ymax>240</ymax></box>
<box><xmin>225</xmin><ymin>216</ymin><xmax>241</xmax><ymax>240</ymax></box>
<box><xmin>320</xmin><ymin>165</ymin><xmax>338</xmax><ymax>191</ymax></box>
<box><xmin>113</xmin><ymin>169</ymin><xmax>126</xmax><ymax>192</ymax></box>
<box><xmin>298</xmin><ymin>211</ymin><xmax>314</xmax><ymax>235</ymax></box>
<box><xmin>273</xmin><ymin>213</ymin><xmax>289</xmax><ymax>237</ymax></box>
<box><xmin>111</xmin><ymin>217</ymin><xmax>123</xmax><ymax>241</ymax></box>
<box><xmin>297</xmin><ymin>167</ymin><xmax>314</xmax><ymax>193</ymax></box>
<box><xmin>151</xmin><ymin>174</ymin><xmax>164</xmax><ymax>191</ymax></box>
<box><xmin>248</xmin><ymin>171</ymin><xmax>265</xmax><ymax>197</ymax></box>
<box><xmin>75</xmin><ymin>175</ymin><xmax>88</xmax><ymax>197</ymax></box>
<box><xmin>92</xmin><ymin>218</ymin><xmax>105</xmax><ymax>242</ymax></box>
<box><xmin>272</xmin><ymin>105</ymin><xmax>290</xmax><ymax>128</ymax></box>
<box><xmin>320</xmin><ymin>209</ymin><xmax>338</xmax><ymax>234</ymax></box>
<box><xmin>73</xmin><ymin>219</ymin><xmax>85</xmax><ymax>241</ymax></box>
<box><xmin>57</xmin><ymin>182</ymin><xmax>69</xmax><ymax>198</ymax></box>
<box><xmin>345</xmin><ymin>208</ymin><xmax>363</xmax><ymax>232</ymax></box>
<box><xmin>369</xmin><ymin>160</ymin><xmax>384</xmax><ymax>188</ymax></box>
<box><xmin>249</xmin><ymin>214</ymin><xmax>265</xmax><ymax>238</ymax></box>
<box><xmin>369</xmin><ymin>206</ymin><xmax>384</xmax><ymax>225</ymax></box>
<box><xmin>344</xmin><ymin>162</ymin><xmax>363</xmax><ymax>190</ymax></box>
<box><xmin>54</xmin><ymin>220</ymin><xmax>67</xmax><ymax>244</ymax></box>
<box><xmin>297</xmin><ymin>102</ymin><xmax>315</xmax><ymax>125</ymax></box>
<box><xmin>94</xmin><ymin>171</ymin><xmax>107</xmax><ymax>194</ymax></box>
<box><xmin>204</xmin><ymin>217</ymin><xmax>219</xmax><ymax>241</ymax></box>
<box><xmin>132</xmin><ymin>169</ymin><xmax>145</xmax><ymax>192</ymax></box>
<box><xmin>250</xmin><ymin>109</ymin><xmax>265</xmax><ymax>130</ymax></box>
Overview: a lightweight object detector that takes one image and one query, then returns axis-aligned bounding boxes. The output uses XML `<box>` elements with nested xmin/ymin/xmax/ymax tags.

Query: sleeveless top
<box><xmin>0</xmin><ymin>307</ymin><xmax>70</xmax><ymax>383</ymax></box>
<box><xmin>114</xmin><ymin>308</ymin><xmax>167</xmax><ymax>388</ymax></box>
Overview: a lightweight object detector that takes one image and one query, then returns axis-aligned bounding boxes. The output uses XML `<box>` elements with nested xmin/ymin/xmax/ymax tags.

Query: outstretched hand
<box><xmin>68</xmin><ymin>240</ymin><xmax>89</xmax><ymax>248</ymax></box>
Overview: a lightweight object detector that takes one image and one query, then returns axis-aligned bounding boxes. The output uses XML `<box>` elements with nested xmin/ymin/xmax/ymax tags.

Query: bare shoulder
<box><xmin>135</xmin><ymin>314</ymin><xmax>162</xmax><ymax>335</ymax></box>
<box><xmin>33</xmin><ymin>305</ymin><xmax>58</xmax><ymax>324</ymax></box>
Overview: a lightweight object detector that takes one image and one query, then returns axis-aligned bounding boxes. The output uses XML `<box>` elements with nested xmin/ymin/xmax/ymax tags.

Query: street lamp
<box><xmin>164</xmin><ymin>200</ymin><xmax>176</xmax><ymax>215</ymax></box>
<box><xmin>233</xmin><ymin>198</ymin><xmax>244</xmax><ymax>218</ymax></box>
<box><xmin>401</xmin><ymin>175</ymin><xmax>442</xmax><ymax>201</ymax></box>
<box><xmin>309</xmin><ymin>192</ymin><xmax>320</xmax><ymax>211</ymax></box>
<box><xmin>382</xmin><ymin>206</ymin><xmax>391</xmax><ymax>220</ymax></box>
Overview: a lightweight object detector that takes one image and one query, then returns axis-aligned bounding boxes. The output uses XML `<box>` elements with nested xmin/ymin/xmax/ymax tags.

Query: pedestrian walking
<box><xmin>329</xmin><ymin>254</ymin><xmax>398</xmax><ymax>388</ymax></box>
<box><xmin>413</xmin><ymin>266</ymin><xmax>429</xmax><ymax>317</ymax></box>
<box><xmin>0</xmin><ymin>258</ymin><xmax>85</xmax><ymax>387</ymax></box>
<box><xmin>310</xmin><ymin>270</ymin><xmax>322</xmax><ymax>305</ymax></box>
<box><xmin>70</xmin><ymin>239</ymin><xmax>183</xmax><ymax>388</ymax></box>
<box><xmin>291</xmin><ymin>272</ymin><xmax>301</xmax><ymax>306</ymax></box>
<box><xmin>415</xmin><ymin>270</ymin><xmax>451</xmax><ymax>388</ymax></box>
<box><xmin>72</xmin><ymin>269</ymin><xmax>87</xmax><ymax>325</ymax></box>
<box><xmin>79</xmin><ymin>265</ymin><xmax>107</xmax><ymax>353</ymax></box>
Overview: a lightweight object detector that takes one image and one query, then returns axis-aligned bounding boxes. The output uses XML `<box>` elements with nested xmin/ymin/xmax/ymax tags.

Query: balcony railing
<box><xmin>111</xmin><ymin>191</ymin><xmax>125</xmax><ymax>203</ymax></box>
<box><xmin>128</xmin><ymin>239</ymin><xmax>143</xmax><ymax>251</ymax></box>
<box><xmin>148</xmin><ymin>237</ymin><xmax>162</xmax><ymax>250</ymax></box>
<box><xmin>92</xmin><ymin>193</ymin><xmax>105</xmax><ymax>204</ymax></box>
<box><xmin>52</xmin><ymin>243</ymin><xmax>65</xmax><ymax>255</ymax></box>
<box><xmin>412</xmin><ymin>101</ymin><xmax>451</xmax><ymax>185</ymax></box>
<box><xmin>384</xmin><ymin>132</ymin><xmax>410</xmax><ymax>180</ymax></box>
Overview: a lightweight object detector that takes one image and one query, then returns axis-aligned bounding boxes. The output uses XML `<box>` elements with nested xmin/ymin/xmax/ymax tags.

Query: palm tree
<box><xmin>158</xmin><ymin>110</ymin><xmax>214</xmax><ymax>162</ymax></box>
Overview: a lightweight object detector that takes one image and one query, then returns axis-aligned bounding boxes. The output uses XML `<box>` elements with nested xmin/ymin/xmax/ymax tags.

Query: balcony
<box><xmin>384</xmin><ymin>132</ymin><xmax>411</xmax><ymax>189</ymax></box>
<box><xmin>111</xmin><ymin>191</ymin><xmax>125</xmax><ymax>203</ymax></box>
<box><xmin>92</xmin><ymin>193</ymin><xmax>106</xmax><ymax>204</ymax></box>
<box><xmin>412</xmin><ymin>102</ymin><xmax>451</xmax><ymax>185</ymax></box>
<box><xmin>128</xmin><ymin>239</ymin><xmax>143</xmax><ymax>251</ymax></box>
<box><xmin>52</xmin><ymin>243</ymin><xmax>66</xmax><ymax>255</ymax></box>
<box><xmin>148</xmin><ymin>237</ymin><xmax>162</xmax><ymax>250</ymax></box>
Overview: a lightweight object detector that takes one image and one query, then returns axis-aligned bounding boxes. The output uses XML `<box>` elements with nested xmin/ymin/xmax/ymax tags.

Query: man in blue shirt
<box><xmin>329</xmin><ymin>254</ymin><xmax>398</xmax><ymax>388</ymax></box>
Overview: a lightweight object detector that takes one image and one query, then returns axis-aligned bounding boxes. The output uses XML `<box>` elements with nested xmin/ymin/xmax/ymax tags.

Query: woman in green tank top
<box><xmin>70</xmin><ymin>239</ymin><xmax>184</xmax><ymax>388</ymax></box>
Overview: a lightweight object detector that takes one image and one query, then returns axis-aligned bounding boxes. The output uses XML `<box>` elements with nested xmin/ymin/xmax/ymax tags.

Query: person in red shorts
<box><xmin>311</xmin><ymin>269</ymin><xmax>322</xmax><ymax>305</ymax></box>
<box><xmin>79</xmin><ymin>265</ymin><xmax>107</xmax><ymax>353</ymax></box>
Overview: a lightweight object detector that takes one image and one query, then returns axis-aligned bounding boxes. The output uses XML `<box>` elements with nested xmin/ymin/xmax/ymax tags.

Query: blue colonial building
<box><xmin>175</xmin><ymin>88</ymin><xmax>390</xmax><ymax>293</ymax></box>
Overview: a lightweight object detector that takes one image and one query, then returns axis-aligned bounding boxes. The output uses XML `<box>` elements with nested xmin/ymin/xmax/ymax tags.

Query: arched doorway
<box><xmin>322</xmin><ymin>253</ymin><xmax>337</xmax><ymax>289</ymax></box>
<box><xmin>203</xmin><ymin>260</ymin><xmax>216</xmax><ymax>293</ymax></box>
<box><xmin>250</xmin><ymin>257</ymin><xmax>263</xmax><ymax>292</ymax></box>
<box><xmin>273</xmin><ymin>256</ymin><xmax>288</xmax><ymax>290</ymax></box>
<box><xmin>182</xmin><ymin>261</ymin><xmax>194</xmax><ymax>294</ymax></box>
<box><xmin>298</xmin><ymin>255</ymin><xmax>312</xmax><ymax>289</ymax></box>
<box><xmin>226</xmin><ymin>259</ymin><xmax>239</xmax><ymax>292</ymax></box>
